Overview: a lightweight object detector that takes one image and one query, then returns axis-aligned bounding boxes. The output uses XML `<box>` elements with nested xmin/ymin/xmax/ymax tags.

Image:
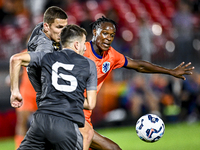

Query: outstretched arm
<box><xmin>9</xmin><ymin>52</ymin><xmax>31</xmax><ymax>108</ymax></box>
<box><xmin>125</xmin><ymin>56</ymin><xmax>194</xmax><ymax>80</ymax></box>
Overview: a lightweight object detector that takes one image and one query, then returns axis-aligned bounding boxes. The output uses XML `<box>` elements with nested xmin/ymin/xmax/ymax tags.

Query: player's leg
<box><xmin>79</xmin><ymin>121</ymin><xmax>94</xmax><ymax>150</ymax></box>
<box><xmin>18</xmin><ymin>113</ymin><xmax>46</xmax><ymax>150</ymax></box>
<box><xmin>15</xmin><ymin>89</ymin><xmax>37</xmax><ymax>149</ymax></box>
<box><xmin>90</xmin><ymin>130</ymin><xmax>122</xmax><ymax>150</ymax></box>
<box><xmin>15</xmin><ymin>110</ymin><xmax>32</xmax><ymax>149</ymax></box>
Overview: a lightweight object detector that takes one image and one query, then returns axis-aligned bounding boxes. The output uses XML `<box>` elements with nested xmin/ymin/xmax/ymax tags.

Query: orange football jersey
<box><xmin>83</xmin><ymin>41</ymin><xmax>128</xmax><ymax>125</ymax></box>
<box><xmin>84</xmin><ymin>41</ymin><xmax>127</xmax><ymax>93</ymax></box>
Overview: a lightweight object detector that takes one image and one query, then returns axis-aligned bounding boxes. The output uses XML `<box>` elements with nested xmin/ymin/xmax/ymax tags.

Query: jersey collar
<box><xmin>90</xmin><ymin>41</ymin><xmax>103</xmax><ymax>59</ymax></box>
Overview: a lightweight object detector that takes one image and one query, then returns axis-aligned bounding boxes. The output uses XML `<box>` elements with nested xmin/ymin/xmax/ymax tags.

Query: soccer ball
<box><xmin>135</xmin><ymin>114</ymin><xmax>165</xmax><ymax>142</ymax></box>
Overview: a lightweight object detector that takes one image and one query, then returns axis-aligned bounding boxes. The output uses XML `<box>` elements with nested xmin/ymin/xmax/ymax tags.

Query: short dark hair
<box><xmin>43</xmin><ymin>6</ymin><xmax>68</xmax><ymax>25</ymax></box>
<box><xmin>90</xmin><ymin>16</ymin><xmax>117</xmax><ymax>30</ymax></box>
<box><xmin>61</xmin><ymin>24</ymin><xmax>87</xmax><ymax>47</ymax></box>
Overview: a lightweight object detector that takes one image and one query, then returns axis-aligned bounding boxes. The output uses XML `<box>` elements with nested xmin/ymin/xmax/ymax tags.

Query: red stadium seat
<box><xmin>157</xmin><ymin>0</ymin><xmax>176</xmax><ymax>19</ymax></box>
<box><xmin>67</xmin><ymin>2</ymin><xmax>87</xmax><ymax>22</ymax></box>
<box><xmin>99</xmin><ymin>0</ymin><xmax>113</xmax><ymax>13</ymax></box>
<box><xmin>129</xmin><ymin>2</ymin><xmax>148</xmax><ymax>19</ymax></box>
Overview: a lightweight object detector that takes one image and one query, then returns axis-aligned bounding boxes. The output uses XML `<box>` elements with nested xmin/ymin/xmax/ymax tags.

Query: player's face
<box><xmin>94</xmin><ymin>22</ymin><xmax>116</xmax><ymax>51</ymax></box>
<box><xmin>47</xmin><ymin>18</ymin><xmax>68</xmax><ymax>42</ymax></box>
<box><xmin>78</xmin><ymin>35</ymin><xmax>86</xmax><ymax>56</ymax></box>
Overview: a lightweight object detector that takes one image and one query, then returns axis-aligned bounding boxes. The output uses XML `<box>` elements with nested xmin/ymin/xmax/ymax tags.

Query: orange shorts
<box><xmin>83</xmin><ymin>109</ymin><xmax>93</xmax><ymax>127</ymax></box>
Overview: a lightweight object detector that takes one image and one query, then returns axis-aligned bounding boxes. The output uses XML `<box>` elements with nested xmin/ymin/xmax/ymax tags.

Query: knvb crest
<box><xmin>102</xmin><ymin>62</ymin><xmax>110</xmax><ymax>73</ymax></box>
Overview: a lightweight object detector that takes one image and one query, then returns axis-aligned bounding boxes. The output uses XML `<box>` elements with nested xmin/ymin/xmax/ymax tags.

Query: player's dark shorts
<box><xmin>18</xmin><ymin>113</ymin><xmax>83</xmax><ymax>150</ymax></box>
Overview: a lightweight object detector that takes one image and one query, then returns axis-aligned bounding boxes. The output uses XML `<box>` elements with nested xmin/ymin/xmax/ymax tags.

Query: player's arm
<box><xmin>9</xmin><ymin>52</ymin><xmax>31</xmax><ymax>108</ymax></box>
<box><xmin>84</xmin><ymin>90</ymin><xmax>97</xmax><ymax>110</ymax></box>
<box><xmin>83</xmin><ymin>58</ymin><xmax>97</xmax><ymax>110</ymax></box>
<box><xmin>125</xmin><ymin>56</ymin><xmax>194</xmax><ymax>80</ymax></box>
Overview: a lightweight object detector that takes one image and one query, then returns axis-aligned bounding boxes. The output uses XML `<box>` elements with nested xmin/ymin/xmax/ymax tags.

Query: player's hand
<box><xmin>171</xmin><ymin>62</ymin><xmax>195</xmax><ymax>80</ymax></box>
<box><xmin>10</xmin><ymin>92</ymin><xmax>23</xmax><ymax>108</ymax></box>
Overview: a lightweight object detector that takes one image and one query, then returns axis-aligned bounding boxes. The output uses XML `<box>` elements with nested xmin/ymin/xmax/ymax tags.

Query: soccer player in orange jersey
<box><xmin>82</xmin><ymin>16</ymin><xmax>195</xmax><ymax>150</ymax></box>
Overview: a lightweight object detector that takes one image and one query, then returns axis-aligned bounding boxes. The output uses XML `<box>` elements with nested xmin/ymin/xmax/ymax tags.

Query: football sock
<box><xmin>14</xmin><ymin>135</ymin><xmax>24</xmax><ymax>150</ymax></box>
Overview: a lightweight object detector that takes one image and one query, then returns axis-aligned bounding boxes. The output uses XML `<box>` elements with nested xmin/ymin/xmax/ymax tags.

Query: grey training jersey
<box><xmin>27</xmin><ymin>22</ymin><xmax>61</xmax><ymax>102</ymax></box>
<box><xmin>28</xmin><ymin>49</ymin><xmax>97</xmax><ymax>127</ymax></box>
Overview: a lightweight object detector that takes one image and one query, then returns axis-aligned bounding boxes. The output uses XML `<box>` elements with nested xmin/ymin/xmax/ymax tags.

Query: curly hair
<box><xmin>90</xmin><ymin>16</ymin><xmax>117</xmax><ymax>30</ymax></box>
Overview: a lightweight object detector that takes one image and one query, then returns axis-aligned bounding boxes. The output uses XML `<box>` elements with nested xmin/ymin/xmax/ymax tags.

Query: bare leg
<box><xmin>79</xmin><ymin>121</ymin><xmax>94</xmax><ymax>150</ymax></box>
<box><xmin>90</xmin><ymin>130</ymin><xmax>122</xmax><ymax>150</ymax></box>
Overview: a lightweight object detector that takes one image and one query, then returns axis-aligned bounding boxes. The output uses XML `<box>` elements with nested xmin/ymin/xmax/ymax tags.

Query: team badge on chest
<box><xmin>102</xmin><ymin>62</ymin><xmax>110</xmax><ymax>73</ymax></box>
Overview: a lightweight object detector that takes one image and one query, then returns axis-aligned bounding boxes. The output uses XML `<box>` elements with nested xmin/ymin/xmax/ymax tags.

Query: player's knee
<box><xmin>84</xmin><ymin>125</ymin><xmax>94</xmax><ymax>142</ymax></box>
<box><xmin>87</xmin><ymin>127</ymin><xmax>94</xmax><ymax>142</ymax></box>
<box><xmin>79</xmin><ymin>124</ymin><xmax>94</xmax><ymax>143</ymax></box>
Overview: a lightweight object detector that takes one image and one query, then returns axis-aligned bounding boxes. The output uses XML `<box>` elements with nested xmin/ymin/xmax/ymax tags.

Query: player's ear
<box><xmin>74</xmin><ymin>41</ymin><xmax>79</xmax><ymax>51</ymax></box>
<box><xmin>93</xmin><ymin>29</ymin><xmax>96</xmax><ymax>36</ymax></box>
<box><xmin>43</xmin><ymin>22</ymin><xmax>49</xmax><ymax>33</ymax></box>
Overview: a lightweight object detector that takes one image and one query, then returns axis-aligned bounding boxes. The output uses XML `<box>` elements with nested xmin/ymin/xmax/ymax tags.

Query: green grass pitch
<box><xmin>0</xmin><ymin>122</ymin><xmax>199</xmax><ymax>150</ymax></box>
<box><xmin>96</xmin><ymin>122</ymin><xmax>200</xmax><ymax>150</ymax></box>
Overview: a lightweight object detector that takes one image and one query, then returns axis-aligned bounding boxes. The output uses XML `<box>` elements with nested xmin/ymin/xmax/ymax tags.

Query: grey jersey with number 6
<box><xmin>28</xmin><ymin>49</ymin><xmax>97</xmax><ymax>127</ymax></box>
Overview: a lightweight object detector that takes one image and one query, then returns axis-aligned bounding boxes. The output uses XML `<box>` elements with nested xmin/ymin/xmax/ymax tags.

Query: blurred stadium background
<box><xmin>0</xmin><ymin>0</ymin><xmax>200</xmax><ymax>149</ymax></box>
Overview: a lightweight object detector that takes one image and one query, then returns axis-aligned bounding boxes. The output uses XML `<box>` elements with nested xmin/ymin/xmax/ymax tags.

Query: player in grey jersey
<box><xmin>10</xmin><ymin>24</ymin><xmax>97</xmax><ymax>150</ymax></box>
<box><xmin>12</xmin><ymin>6</ymin><xmax>69</xmax><ymax>149</ymax></box>
<box><xmin>27</xmin><ymin>6</ymin><xmax>68</xmax><ymax>103</ymax></box>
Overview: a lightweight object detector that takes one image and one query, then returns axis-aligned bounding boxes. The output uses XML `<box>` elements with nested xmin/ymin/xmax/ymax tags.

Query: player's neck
<box><xmin>91</xmin><ymin>41</ymin><xmax>104</xmax><ymax>56</ymax></box>
<box><xmin>42</xmin><ymin>29</ymin><xmax>55</xmax><ymax>42</ymax></box>
<box><xmin>43</xmin><ymin>29</ymin><xmax>50</xmax><ymax>40</ymax></box>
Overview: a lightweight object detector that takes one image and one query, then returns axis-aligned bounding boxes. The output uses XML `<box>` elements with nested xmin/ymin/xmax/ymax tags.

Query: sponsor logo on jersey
<box><xmin>102</xmin><ymin>62</ymin><xmax>110</xmax><ymax>73</ymax></box>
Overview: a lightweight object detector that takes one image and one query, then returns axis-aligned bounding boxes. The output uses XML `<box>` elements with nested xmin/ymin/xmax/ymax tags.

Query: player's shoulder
<box><xmin>108</xmin><ymin>46</ymin><xmax>123</xmax><ymax>56</ymax></box>
<box><xmin>29</xmin><ymin>32</ymin><xmax>51</xmax><ymax>45</ymax></box>
<box><xmin>84</xmin><ymin>56</ymin><xmax>93</xmax><ymax>63</ymax></box>
<box><xmin>85</xmin><ymin>41</ymin><xmax>91</xmax><ymax>47</ymax></box>
<box><xmin>83</xmin><ymin>56</ymin><xmax>97</xmax><ymax>75</ymax></box>
<box><xmin>28</xmin><ymin>23</ymin><xmax>52</xmax><ymax>52</ymax></box>
<box><xmin>85</xmin><ymin>42</ymin><xmax>92</xmax><ymax>51</ymax></box>
<box><xmin>109</xmin><ymin>46</ymin><xmax>119</xmax><ymax>52</ymax></box>
<box><xmin>83</xmin><ymin>56</ymin><xmax>96</xmax><ymax>67</ymax></box>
